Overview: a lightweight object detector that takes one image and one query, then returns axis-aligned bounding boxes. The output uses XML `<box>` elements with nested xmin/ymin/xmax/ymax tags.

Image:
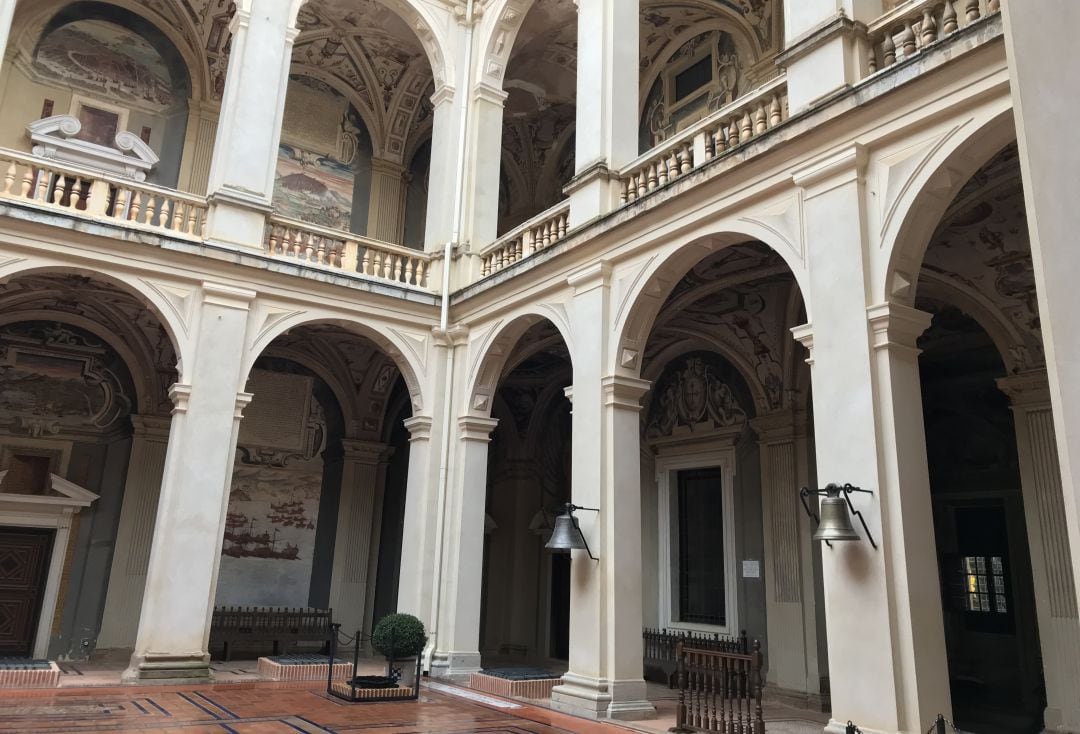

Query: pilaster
<box><xmin>97</xmin><ymin>415</ymin><xmax>172</xmax><ymax>650</ymax></box>
<box><xmin>366</xmin><ymin>159</ymin><xmax>407</xmax><ymax>244</ymax></box>
<box><xmin>429</xmin><ymin>414</ymin><xmax>499</xmax><ymax>680</ymax></box>
<box><xmin>997</xmin><ymin>371</ymin><xmax>1080</xmax><ymax>731</ymax></box>
<box><xmin>0</xmin><ymin>1</ymin><xmax>16</xmax><ymax>76</ymax></box>
<box><xmin>177</xmin><ymin>100</ymin><xmax>220</xmax><ymax>195</ymax></box>
<box><xmin>568</xmin><ymin>0</ymin><xmax>639</xmax><ymax>227</ymax></box>
<box><xmin>749</xmin><ymin>410</ymin><xmax>825</xmax><ymax>706</ymax></box>
<box><xmin>204</xmin><ymin>8</ymin><xmax>299</xmax><ymax>248</ymax></box>
<box><xmin>328</xmin><ymin>440</ymin><xmax>394</xmax><ymax>638</ymax></box>
<box><xmin>397</xmin><ymin>415</ymin><xmax>438</xmax><ymax>626</ymax></box>
<box><xmin>125</xmin><ymin>283</ymin><xmax>255</xmax><ymax>682</ymax></box>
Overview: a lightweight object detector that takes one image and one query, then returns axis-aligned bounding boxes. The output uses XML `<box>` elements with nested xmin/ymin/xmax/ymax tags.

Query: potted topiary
<box><xmin>370</xmin><ymin>612</ymin><xmax>427</xmax><ymax>687</ymax></box>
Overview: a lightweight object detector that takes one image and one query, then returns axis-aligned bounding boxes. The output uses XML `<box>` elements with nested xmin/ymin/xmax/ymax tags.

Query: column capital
<box><xmin>790</xmin><ymin>143</ymin><xmax>867</xmax><ymax>198</ymax></box>
<box><xmin>458</xmin><ymin>415</ymin><xmax>499</xmax><ymax>442</ymax></box>
<box><xmin>341</xmin><ymin>439</ymin><xmax>394</xmax><ymax>464</ymax></box>
<box><xmin>431</xmin><ymin>83</ymin><xmax>456</xmax><ymax>107</ymax></box>
<box><xmin>168</xmin><ymin>384</ymin><xmax>192</xmax><ymax>414</ymax></box>
<box><xmin>131</xmin><ymin>414</ymin><xmax>172</xmax><ymax>439</ymax></box>
<box><xmin>997</xmin><ymin>369</ymin><xmax>1051</xmax><ymax>408</ymax></box>
<box><xmin>370</xmin><ymin>157</ymin><xmax>407</xmax><ymax>176</ymax></box>
<box><xmin>750</xmin><ymin>409</ymin><xmax>808</xmax><ymax>442</ymax></box>
<box><xmin>474</xmin><ymin>81</ymin><xmax>509</xmax><ymax>106</ymax></box>
<box><xmin>867</xmin><ymin>302</ymin><xmax>933</xmax><ymax>353</ymax></box>
<box><xmin>201</xmin><ymin>282</ymin><xmax>257</xmax><ymax>310</ymax></box>
<box><xmin>790</xmin><ymin>322</ymin><xmax>815</xmax><ymax>365</ymax></box>
<box><xmin>601</xmin><ymin>375</ymin><xmax>651</xmax><ymax>410</ymax></box>
<box><xmin>567</xmin><ymin>261</ymin><xmax>612</xmax><ymax>293</ymax></box>
<box><xmin>403</xmin><ymin>415</ymin><xmax>434</xmax><ymax>442</ymax></box>
<box><xmin>234</xmin><ymin>392</ymin><xmax>254</xmax><ymax>420</ymax></box>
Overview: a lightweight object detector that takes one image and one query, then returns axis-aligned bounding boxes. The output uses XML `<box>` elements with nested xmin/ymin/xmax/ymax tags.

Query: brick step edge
<box><xmin>468</xmin><ymin>672</ymin><xmax>559</xmax><ymax>700</ymax></box>
<box><xmin>0</xmin><ymin>663</ymin><xmax>61</xmax><ymax>688</ymax></box>
<box><xmin>256</xmin><ymin>658</ymin><xmax>354</xmax><ymax>682</ymax></box>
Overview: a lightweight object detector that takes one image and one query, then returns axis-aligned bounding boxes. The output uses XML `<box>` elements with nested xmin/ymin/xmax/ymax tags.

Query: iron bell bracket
<box><xmin>565</xmin><ymin>503</ymin><xmax>599</xmax><ymax>561</ymax></box>
<box><xmin>799</xmin><ymin>483</ymin><xmax>879</xmax><ymax>550</ymax></box>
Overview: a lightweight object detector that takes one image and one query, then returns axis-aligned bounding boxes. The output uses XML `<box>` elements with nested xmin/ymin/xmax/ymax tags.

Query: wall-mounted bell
<box><xmin>544</xmin><ymin>503</ymin><xmax>599</xmax><ymax>560</ymax></box>
<box><xmin>813</xmin><ymin>491</ymin><xmax>862</xmax><ymax>542</ymax></box>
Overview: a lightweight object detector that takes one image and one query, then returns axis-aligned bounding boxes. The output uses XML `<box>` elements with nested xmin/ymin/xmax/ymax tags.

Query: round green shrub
<box><xmin>371</xmin><ymin>613</ymin><xmax>427</xmax><ymax>660</ymax></box>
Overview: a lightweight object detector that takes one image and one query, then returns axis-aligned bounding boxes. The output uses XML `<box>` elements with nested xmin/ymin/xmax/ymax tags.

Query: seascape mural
<box><xmin>215</xmin><ymin>369</ymin><xmax>328</xmax><ymax>608</ymax></box>
<box><xmin>273</xmin><ymin>145</ymin><xmax>356</xmax><ymax>229</ymax></box>
<box><xmin>33</xmin><ymin>20</ymin><xmax>175</xmax><ymax>110</ymax></box>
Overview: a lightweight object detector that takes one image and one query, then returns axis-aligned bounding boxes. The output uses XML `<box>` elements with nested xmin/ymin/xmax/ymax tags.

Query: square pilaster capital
<box><xmin>567</xmin><ymin>261</ymin><xmax>612</xmax><ymax>294</ymax></box>
<box><xmin>601</xmin><ymin>374</ymin><xmax>651</xmax><ymax>410</ymax></box>
<box><xmin>130</xmin><ymin>414</ymin><xmax>172</xmax><ymax>440</ymax></box>
<box><xmin>997</xmin><ymin>369</ymin><xmax>1051</xmax><ymax>409</ymax></box>
<box><xmin>867</xmin><ymin>302</ymin><xmax>933</xmax><ymax>353</ymax></box>
<box><xmin>790</xmin><ymin>323</ymin><xmax>815</xmax><ymax>365</ymax></box>
<box><xmin>749</xmin><ymin>409</ymin><xmax>808</xmax><ymax>442</ymax></box>
<box><xmin>790</xmin><ymin>143</ymin><xmax>867</xmax><ymax>198</ymax></box>
<box><xmin>201</xmin><ymin>281</ymin><xmax>257</xmax><ymax>310</ymax></box>
<box><xmin>403</xmin><ymin>415</ymin><xmax>434</xmax><ymax>442</ymax></box>
<box><xmin>458</xmin><ymin>415</ymin><xmax>499</xmax><ymax>442</ymax></box>
<box><xmin>341</xmin><ymin>439</ymin><xmax>394</xmax><ymax>465</ymax></box>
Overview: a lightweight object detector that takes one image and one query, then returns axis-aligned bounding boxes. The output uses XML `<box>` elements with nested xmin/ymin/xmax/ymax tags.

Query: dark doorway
<box><xmin>549</xmin><ymin>552</ymin><xmax>570</xmax><ymax>659</ymax></box>
<box><xmin>0</xmin><ymin>528</ymin><xmax>54</xmax><ymax>657</ymax></box>
<box><xmin>676</xmin><ymin>467</ymin><xmax>726</xmax><ymax>626</ymax></box>
<box><xmin>920</xmin><ymin>305</ymin><xmax>1044</xmax><ymax>734</ymax></box>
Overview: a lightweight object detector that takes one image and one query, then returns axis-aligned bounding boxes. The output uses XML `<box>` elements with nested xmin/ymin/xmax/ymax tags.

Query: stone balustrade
<box><xmin>0</xmin><ymin>149</ymin><xmax>207</xmax><ymax>238</ymax></box>
<box><xmin>619</xmin><ymin>77</ymin><xmax>788</xmax><ymax>205</ymax></box>
<box><xmin>266</xmin><ymin>215</ymin><xmax>432</xmax><ymax>289</ymax></box>
<box><xmin>480</xmin><ymin>201</ymin><xmax>570</xmax><ymax>277</ymax></box>
<box><xmin>867</xmin><ymin>0</ymin><xmax>1000</xmax><ymax>74</ymax></box>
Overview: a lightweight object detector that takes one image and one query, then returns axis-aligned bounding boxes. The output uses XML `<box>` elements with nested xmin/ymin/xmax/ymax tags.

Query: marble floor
<box><xmin>0</xmin><ymin>679</ymin><xmax>633</xmax><ymax>734</ymax></box>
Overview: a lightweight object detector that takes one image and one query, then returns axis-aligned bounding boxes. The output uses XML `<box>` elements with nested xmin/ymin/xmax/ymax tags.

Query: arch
<box><xmin>0</xmin><ymin>260</ymin><xmax>191</xmax><ymax>384</ymax></box>
<box><xmin>879</xmin><ymin>105</ymin><xmax>1016</xmax><ymax>307</ymax></box>
<box><xmin>292</xmin><ymin>0</ymin><xmax>454</xmax><ymax>90</ymax></box>
<box><xmin>612</xmin><ymin>224</ymin><xmax>810</xmax><ymax>378</ymax></box>
<box><xmin>476</xmin><ymin>0</ymin><xmax>535</xmax><ymax>89</ymax></box>
<box><xmin>242</xmin><ymin>312</ymin><xmax>428</xmax><ymax>416</ymax></box>
<box><xmin>11</xmin><ymin>0</ymin><xmax>208</xmax><ymax>103</ymax></box>
<box><xmin>465</xmin><ymin>306</ymin><xmax>575</xmax><ymax>418</ymax></box>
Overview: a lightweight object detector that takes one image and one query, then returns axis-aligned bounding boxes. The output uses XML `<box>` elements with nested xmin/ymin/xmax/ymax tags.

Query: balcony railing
<box><xmin>480</xmin><ymin>201</ymin><xmax>570</xmax><ymax>277</ymax></box>
<box><xmin>866</xmin><ymin>0</ymin><xmax>1000</xmax><ymax>74</ymax></box>
<box><xmin>0</xmin><ymin>149</ymin><xmax>207</xmax><ymax>239</ymax></box>
<box><xmin>266</xmin><ymin>215</ymin><xmax>432</xmax><ymax>290</ymax></box>
<box><xmin>619</xmin><ymin>76</ymin><xmax>788</xmax><ymax>205</ymax></box>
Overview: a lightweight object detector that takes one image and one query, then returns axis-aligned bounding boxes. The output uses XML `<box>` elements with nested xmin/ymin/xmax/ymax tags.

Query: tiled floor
<box><xmin>0</xmin><ymin>679</ymin><xmax>633</xmax><ymax>734</ymax></box>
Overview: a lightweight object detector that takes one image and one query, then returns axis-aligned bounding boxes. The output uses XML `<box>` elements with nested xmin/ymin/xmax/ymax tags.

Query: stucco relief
<box><xmin>645</xmin><ymin>353</ymin><xmax>747</xmax><ymax>438</ymax></box>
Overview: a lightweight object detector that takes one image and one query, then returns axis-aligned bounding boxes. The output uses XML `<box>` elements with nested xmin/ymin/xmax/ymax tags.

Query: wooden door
<box><xmin>0</xmin><ymin>528</ymin><xmax>53</xmax><ymax>657</ymax></box>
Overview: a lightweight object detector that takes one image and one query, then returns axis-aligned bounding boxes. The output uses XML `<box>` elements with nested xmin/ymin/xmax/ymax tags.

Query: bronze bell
<box><xmin>545</xmin><ymin>513</ymin><xmax>588</xmax><ymax>553</ymax></box>
<box><xmin>812</xmin><ymin>491</ymin><xmax>862</xmax><ymax>543</ymax></box>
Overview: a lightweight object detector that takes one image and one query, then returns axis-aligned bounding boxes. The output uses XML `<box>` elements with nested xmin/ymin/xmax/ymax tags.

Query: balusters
<box><xmin>900</xmin><ymin>20</ymin><xmax>917</xmax><ymax>57</ymax></box>
<box><xmin>920</xmin><ymin>8</ymin><xmax>938</xmax><ymax>45</ymax></box>
<box><xmin>942</xmin><ymin>0</ymin><xmax>959</xmax><ymax>34</ymax></box>
<box><xmin>987</xmin><ymin>0</ymin><xmax>999</xmax><ymax>12</ymax></box>
<box><xmin>963</xmin><ymin>0</ymin><xmax>980</xmax><ymax>22</ymax></box>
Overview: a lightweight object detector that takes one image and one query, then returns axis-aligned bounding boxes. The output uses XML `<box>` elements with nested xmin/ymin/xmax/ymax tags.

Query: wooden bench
<box><xmin>643</xmin><ymin>627</ymin><xmax>747</xmax><ymax>688</ymax></box>
<box><xmin>209</xmin><ymin>606</ymin><xmax>333</xmax><ymax>661</ymax></box>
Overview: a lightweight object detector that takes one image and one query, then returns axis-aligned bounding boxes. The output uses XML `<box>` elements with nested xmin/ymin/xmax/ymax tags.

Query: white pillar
<box><xmin>779</xmin><ymin>0</ymin><xmax>882</xmax><ymax>113</ymax></box>
<box><xmin>1002</xmin><ymin>0</ymin><xmax>1080</xmax><ymax>619</ymax></box>
<box><xmin>328</xmin><ymin>440</ymin><xmax>392</xmax><ymax>638</ymax></box>
<box><xmin>998</xmin><ymin>371</ymin><xmax>1080</xmax><ymax>732</ymax></box>
<box><xmin>565</xmin><ymin>0</ymin><xmax>639</xmax><ymax>228</ymax></box>
<box><xmin>397</xmin><ymin>415</ymin><xmax>437</xmax><ymax>624</ymax></box>
<box><xmin>424</xmin><ymin>86</ymin><xmax>460</xmax><ymax>256</ymax></box>
<box><xmin>551</xmin><ymin>263</ymin><xmax>654</xmax><ymax>720</ymax></box>
<box><xmin>124</xmin><ymin>283</ymin><xmax>254</xmax><ymax>681</ymax></box>
<box><xmin>204</xmin><ymin>6</ymin><xmax>297</xmax><ymax>249</ymax></box>
<box><xmin>97</xmin><ymin>415</ymin><xmax>171</xmax><ymax>650</ymax></box>
<box><xmin>0</xmin><ymin>0</ymin><xmax>17</xmax><ymax>75</ymax></box>
<box><xmin>177</xmin><ymin>101</ymin><xmax>220</xmax><ymax>196</ymax></box>
<box><xmin>366</xmin><ymin>160</ymin><xmax>407</xmax><ymax>244</ymax></box>
<box><xmin>750</xmin><ymin>410</ymin><xmax>825</xmax><ymax>706</ymax></box>
<box><xmin>430</xmin><ymin>414</ymin><xmax>498</xmax><ymax>678</ymax></box>
<box><xmin>792</xmin><ymin>147</ymin><xmax>950</xmax><ymax>733</ymax></box>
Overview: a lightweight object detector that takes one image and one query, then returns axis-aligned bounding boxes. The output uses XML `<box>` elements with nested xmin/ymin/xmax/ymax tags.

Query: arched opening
<box><xmin>0</xmin><ymin>2</ymin><xmax>193</xmax><ymax>188</ymax></box>
<box><xmin>912</xmin><ymin>142</ymin><xmax>1068</xmax><ymax>733</ymax></box>
<box><xmin>277</xmin><ymin>1</ymin><xmax>436</xmax><ymax>247</ymax></box>
<box><xmin>623</xmin><ymin>238</ymin><xmax>828</xmax><ymax>718</ymax></box>
<box><xmin>0</xmin><ymin>270</ymin><xmax>179</xmax><ymax>661</ymax></box>
<box><xmin>210</xmin><ymin>321</ymin><xmax>415</xmax><ymax>659</ymax></box>
<box><xmin>477</xmin><ymin>318</ymin><xmax>573</xmax><ymax>670</ymax></box>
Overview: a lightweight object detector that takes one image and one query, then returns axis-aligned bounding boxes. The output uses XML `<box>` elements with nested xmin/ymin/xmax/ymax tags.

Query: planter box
<box><xmin>469</xmin><ymin>670</ymin><xmax>561</xmax><ymax>700</ymax></box>
<box><xmin>329</xmin><ymin>680</ymin><xmax>415</xmax><ymax>699</ymax></box>
<box><xmin>257</xmin><ymin>655</ymin><xmax>353</xmax><ymax>682</ymax></box>
<box><xmin>0</xmin><ymin>660</ymin><xmax>60</xmax><ymax>688</ymax></box>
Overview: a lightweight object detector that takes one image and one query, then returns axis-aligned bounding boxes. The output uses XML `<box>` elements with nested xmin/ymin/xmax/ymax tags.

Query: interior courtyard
<box><xmin>0</xmin><ymin>1</ymin><xmax>1077</xmax><ymax>733</ymax></box>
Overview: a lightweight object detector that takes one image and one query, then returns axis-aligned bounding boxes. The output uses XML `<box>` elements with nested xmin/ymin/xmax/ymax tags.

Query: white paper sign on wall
<box><xmin>742</xmin><ymin>559</ymin><xmax>761</xmax><ymax>579</ymax></box>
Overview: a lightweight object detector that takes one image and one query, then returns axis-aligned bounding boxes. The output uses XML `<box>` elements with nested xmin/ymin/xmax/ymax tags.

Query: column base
<box><xmin>204</xmin><ymin>190</ymin><xmax>272</xmax><ymax>251</ymax></box>
<box><xmin>825</xmin><ymin>720</ymin><xmax>890</xmax><ymax>734</ymax></box>
<box><xmin>428</xmin><ymin>650</ymin><xmax>482</xmax><ymax>683</ymax></box>
<box><xmin>123</xmin><ymin>653</ymin><xmax>212</xmax><ymax>683</ymax></box>
<box><xmin>550</xmin><ymin>672</ymin><xmax>655</xmax><ymax>721</ymax></box>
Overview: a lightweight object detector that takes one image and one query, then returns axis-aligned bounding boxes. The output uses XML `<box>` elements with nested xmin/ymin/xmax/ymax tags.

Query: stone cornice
<box><xmin>566</xmin><ymin>261</ymin><xmax>612</xmax><ymax>294</ymax></box>
<box><xmin>201</xmin><ymin>281</ymin><xmax>257</xmax><ymax>310</ymax></box>
<box><xmin>775</xmin><ymin>13</ymin><xmax>869</xmax><ymax>69</ymax></box>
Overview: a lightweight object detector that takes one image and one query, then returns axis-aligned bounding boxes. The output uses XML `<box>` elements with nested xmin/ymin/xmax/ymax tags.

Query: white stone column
<box><xmin>779</xmin><ymin>0</ymin><xmax>881</xmax><ymax>113</ymax></box>
<box><xmin>328</xmin><ymin>440</ymin><xmax>392</xmax><ymax>638</ymax></box>
<box><xmin>430</xmin><ymin>414</ymin><xmax>498</xmax><ymax>678</ymax></box>
<box><xmin>97</xmin><ymin>415</ymin><xmax>172</xmax><ymax>650</ymax></box>
<box><xmin>204</xmin><ymin>6</ymin><xmax>298</xmax><ymax>249</ymax></box>
<box><xmin>0</xmin><ymin>0</ymin><xmax>17</xmax><ymax>75</ymax></box>
<box><xmin>750</xmin><ymin>410</ymin><xmax>824</xmax><ymax>706</ymax></box>
<box><xmin>424</xmin><ymin>86</ymin><xmax>460</xmax><ymax>256</ymax></box>
<box><xmin>366</xmin><ymin>159</ymin><xmax>407</xmax><ymax>244</ymax></box>
<box><xmin>124</xmin><ymin>283</ymin><xmax>255</xmax><ymax>681</ymax></box>
<box><xmin>1002</xmin><ymin>0</ymin><xmax>1080</xmax><ymax>620</ymax></box>
<box><xmin>997</xmin><ymin>371</ymin><xmax>1080</xmax><ymax>732</ymax></box>
<box><xmin>565</xmin><ymin>0</ymin><xmax>639</xmax><ymax>229</ymax></box>
<box><xmin>397</xmin><ymin>416</ymin><xmax>436</xmax><ymax>620</ymax></box>
<box><xmin>792</xmin><ymin>147</ymin><xmax>950</xmax><ymax>733</ymax></box>
<box><xmin>551</xmin><ymin>263</ymin><xmax>653</xmax><ymax>720</ymax></box>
